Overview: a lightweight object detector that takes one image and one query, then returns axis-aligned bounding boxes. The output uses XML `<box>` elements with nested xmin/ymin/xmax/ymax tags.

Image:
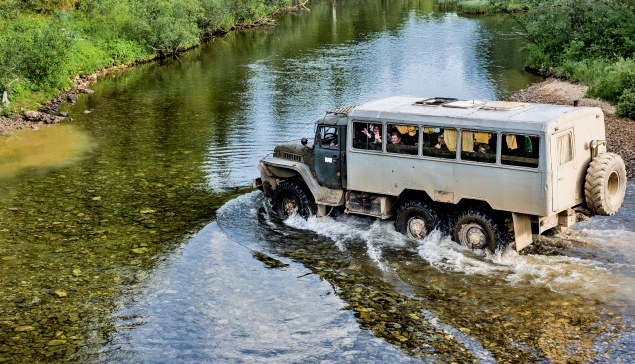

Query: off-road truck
<box><xmin>254</xmin><ymin>96</ymin><xmax>627</xmax><ymax>253</ymax></box>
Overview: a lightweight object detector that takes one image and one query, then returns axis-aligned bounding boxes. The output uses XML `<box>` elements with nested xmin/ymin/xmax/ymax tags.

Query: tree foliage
<box><xmin>0</xmin><ymin>0</ymin><xmax>293</xmax><ymax>113</ymax></box>
<box><xmin>498</xmin><ymin>0</ymin><xmax>635</xmax><ymax>118</ymax></box>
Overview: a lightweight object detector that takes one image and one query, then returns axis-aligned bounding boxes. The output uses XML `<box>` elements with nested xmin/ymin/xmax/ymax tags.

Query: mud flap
<box><xmin>512</xmin><ymin>213</ymin><xmax>532</xmax><ymax>251</ymax></box>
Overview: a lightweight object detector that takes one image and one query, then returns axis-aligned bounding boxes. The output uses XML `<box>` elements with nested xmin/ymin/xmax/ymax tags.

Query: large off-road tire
<box><xmin>394</xmin><ymin>200</ymin><xmax>439</xmax><ymax>240</ymax></box>
<box><xmin>585</xmin><ymin>152</ymin><xmax>627</xmax><ymax>216</ymax></box>
<box><xmin>452</xmin><ymin>209</ymin><xmax>506</xmax><ymax>254</ymax></box>
<box><xmin>271</xmin><ymin>181</ymin><xmax>316</xmax><ymax>219</ymax></box>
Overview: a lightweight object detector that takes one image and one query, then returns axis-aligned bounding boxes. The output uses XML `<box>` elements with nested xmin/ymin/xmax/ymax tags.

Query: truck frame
<box><xmin>254</xmin><ymin>96</ymin><xmax>627</xmax><ymax>253</ymax></box>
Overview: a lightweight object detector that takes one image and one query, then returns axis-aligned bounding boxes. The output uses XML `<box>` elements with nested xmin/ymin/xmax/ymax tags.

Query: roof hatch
<box><xmin>443</xmin><ymin>100</ymin><xmax>487</xmax><ymax>109</ymax></box>
<box><xmin>481</xmin><ymin>101</ymin><xmax>530</xmax><ymax>111</ymax></box>
<box><xmin>415</xmin><ymin>97</ymin><xmax>458</xmax><ymax>106</ymax></box>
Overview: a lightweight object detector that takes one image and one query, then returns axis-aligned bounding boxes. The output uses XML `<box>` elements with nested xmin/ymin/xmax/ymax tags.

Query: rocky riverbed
<box><xmin>512</xmin><ymin>77</ymin><xmax>635</xmax><ymax>179</ymax></box>
<box><xmin>0</xmin><ymin>67</ymin><xmax>124</xmax><ymax>136</ymax></box>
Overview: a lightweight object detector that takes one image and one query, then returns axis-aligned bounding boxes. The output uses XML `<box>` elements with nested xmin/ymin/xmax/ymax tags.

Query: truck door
<box><xmin>553</xmin><ymin>129</ymin><xmax>577</xmax><ymax>210</ymax></box>
<box><xmin>314</xmin><ymin>125</ymin><xmax>342</xmax><ymax>189</ymax></box>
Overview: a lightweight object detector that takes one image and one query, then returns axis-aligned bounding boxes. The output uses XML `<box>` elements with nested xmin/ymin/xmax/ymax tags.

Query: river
<box><xmin>0</xmin><ymin>0</ymin><xmax>633</xmax><ymax>362</ymax></box>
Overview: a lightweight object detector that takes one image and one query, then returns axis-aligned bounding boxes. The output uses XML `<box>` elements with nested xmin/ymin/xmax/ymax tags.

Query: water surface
<box><xmin>3</xmin><ymin>0</ymin><xmax>633</xmax><ymax>362</ymax></box>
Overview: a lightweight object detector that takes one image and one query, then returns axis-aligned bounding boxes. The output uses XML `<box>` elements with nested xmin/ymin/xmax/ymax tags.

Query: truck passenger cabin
<box><xmin>254</xmin><ymin>96</ymin><xmax>627</xmax><ymax>254</ymax></box>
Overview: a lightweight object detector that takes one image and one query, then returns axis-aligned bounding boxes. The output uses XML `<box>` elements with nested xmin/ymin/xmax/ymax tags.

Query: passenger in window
<box><xmin>390</xmin><ymin>131</ymin><xmax>404</xmax><ymax>145</ymax></box>
<box><xmin>362</xmin><ymin>124</ymin><xmax>382</xmax><ymax>148</ymax></box>
<box><xmin>353</xmin><ymin>124</ymin><xmax>368</xmax><ymax>149</ymax></box>
<box><xmin>476</xmin><ymin>143</ymin><xmax>490</xmax><ymax>153</ymax></box>
<box><xmin>474</xmin><ymin>132</ymin><xmax>492</xmax><ymax>154</ymax></box>
<box><xmin>435</xmin><ymin>135</ymin><xmax>447</xmax><ymax>150</ymax></box>
<box><xmin>362</xmin><ymin>125</ymin><xmax>378</xmax><ymax>142</ymax></box>
<box><xmin>402</xmin><ymin>126</ymin><xmax>418</xmax><ymax>146</ymax></box>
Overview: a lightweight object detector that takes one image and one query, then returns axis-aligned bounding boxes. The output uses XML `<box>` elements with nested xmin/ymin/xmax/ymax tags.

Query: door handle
<box><xmin>331</xmin><ymin>155</ymin><xmax>339</xmax><ymax>161</ymax></box>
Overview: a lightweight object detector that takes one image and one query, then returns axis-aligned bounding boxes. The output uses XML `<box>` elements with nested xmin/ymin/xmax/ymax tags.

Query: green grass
<box><xmin>437</xmin><ymin>0</ymin><xmax>528</xmax><ymax>14</ymax></box>
<box><xmin>0</xmin><ymin>0</ymin><xmax>293</xmax><ymax>116</ymax></box>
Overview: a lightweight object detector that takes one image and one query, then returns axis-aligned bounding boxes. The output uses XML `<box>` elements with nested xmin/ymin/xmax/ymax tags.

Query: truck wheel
<box><xmin>585</xmin><ymin>152</ymin><xmax>627</xmax><ymax>216</ymax></box>
<box><xmin>271</xmin><ymin>181</ymin><xmax>316</xmax><ymax>219</ymax></box>
<box><xmin>395</xmin><ymin>200</ymin><xmax>438</xmax><ymax>240</ymax></box>
<box><xmin>452</xmin><ymin>210</ymin><xmax>504</xmax><ymax>253</ymax></box>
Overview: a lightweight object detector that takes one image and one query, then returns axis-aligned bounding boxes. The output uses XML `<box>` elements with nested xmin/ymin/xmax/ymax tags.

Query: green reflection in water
<box><xmin>0</xmin><ymin>0</ymin><xmax>545</xmax><ymax>361</ymax></box>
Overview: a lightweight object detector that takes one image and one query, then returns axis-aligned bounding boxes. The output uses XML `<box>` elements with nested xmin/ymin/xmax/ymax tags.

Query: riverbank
<box><xmin>0</xmin><ymin>6</ymin><xmax>306</xmax><ymax>136</ymax></box>
<box><xmin>0</xmin><ymin>69</ymin><xmax>111</xmax><ymax>135</ymax></box>
<box><xmin>0</xmin><ymin>0</ymin><xmax>301</xmax><ymax>125</ymax></box>
<box><xmin>511</xmin><ymin>78</ymin><xmax>635</xmax><ymax>179</ymax></box>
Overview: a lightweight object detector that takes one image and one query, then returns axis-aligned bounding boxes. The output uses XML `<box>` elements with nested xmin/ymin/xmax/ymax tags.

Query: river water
<box><xmin>0</xmin><ymin>0</ymin><xmax>633</xmax><ymax>362</ymax></box>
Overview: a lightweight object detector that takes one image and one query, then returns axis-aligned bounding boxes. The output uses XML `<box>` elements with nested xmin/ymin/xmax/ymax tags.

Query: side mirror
<box><xmin>301</xmin><ymin>138</ymin><xmax>308</xmax><ymax>146</ymax></box>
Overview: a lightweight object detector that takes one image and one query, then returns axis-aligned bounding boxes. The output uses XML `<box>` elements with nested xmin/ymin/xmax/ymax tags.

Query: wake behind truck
<box><xmin>254</xmin><ymin>96</ymin><xmax>627</xmax><ymax>253</ymax></box>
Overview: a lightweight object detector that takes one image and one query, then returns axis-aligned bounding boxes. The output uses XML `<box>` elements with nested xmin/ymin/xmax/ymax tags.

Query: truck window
<box><xmin>318</xmin><ymin>126</ymin><xmax>338</xmax><ymax>147</ymax></box>
<box><xmin>352</xmin><ymin>121</ymin><xmax>382</xmax><ymax>152</ymax></box>
<box><xmin>460</xmin><ymin>130</ymin><xmax>497</xmax><ymax>163</ymax></box>
<box><xmin>556</xmin><ymin>132</ymin><xmax>573</xmax><ymax>164</ymax></box>
<box><xmin>421</xmin><ymin>127</ymin><xmax>457</xmax><ymax>159</ymax></box>
<box><xmin>387</xmin><ymin>124</ymin><xmax>418</xmax><ymax>155</ymax></box>
<box><xmin>502</xmin><ymin>134</ymin><xmax>539</xmax><ymax>168</ymax></box>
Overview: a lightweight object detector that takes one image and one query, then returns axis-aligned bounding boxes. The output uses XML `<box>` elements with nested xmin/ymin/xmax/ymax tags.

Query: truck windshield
<box><xmin>318</xmin><ymin>126</ymin><xmax>338</xmax><ymax>147</ymax></box>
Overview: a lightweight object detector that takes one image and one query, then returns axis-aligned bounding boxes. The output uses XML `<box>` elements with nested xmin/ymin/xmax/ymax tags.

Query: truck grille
<box><xmin>281</xmin><ymin>152</ymin><xmax>303</xmax><ymax>162</ymax></box>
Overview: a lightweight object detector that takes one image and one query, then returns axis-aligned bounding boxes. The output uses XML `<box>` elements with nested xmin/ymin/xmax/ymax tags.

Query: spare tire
<box><xmin>584</xmin><ymin>152</ymin><xmax>627</xmax><ymax>216</ymax></box>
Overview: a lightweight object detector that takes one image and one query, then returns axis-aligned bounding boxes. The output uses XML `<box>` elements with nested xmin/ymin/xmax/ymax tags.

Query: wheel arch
<box><xmin>259</xmin><ymin>160</ymin><xmax>323</xmax><ymax>202</ymax></box>
<box><xmin>455</xmin><ymin>198</ymin><xmax>494</xmax><ymax>212</ymax></box>
<box><xmin>392</xmin><ymin>189</ymin><xmax>434</xmax><ymax>213</ymax></box>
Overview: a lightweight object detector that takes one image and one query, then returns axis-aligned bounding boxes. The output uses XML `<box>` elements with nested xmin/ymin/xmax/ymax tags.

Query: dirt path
<box><xmin>512</xmin><ymin>78</ymin><xmax>635</xmax><ymax>179</ymax></box>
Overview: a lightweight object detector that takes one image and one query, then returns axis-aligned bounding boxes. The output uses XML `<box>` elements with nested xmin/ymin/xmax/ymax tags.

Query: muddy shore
<box><xmin>512</xmin><ymin>78</ymin><xmax>635</xmax><ymax>179</ymax></box>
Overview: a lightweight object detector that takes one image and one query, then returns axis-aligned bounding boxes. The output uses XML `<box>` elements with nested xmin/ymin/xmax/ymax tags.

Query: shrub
<box><xmin>0</xmin><ymin>13</ymin><xmax>76</xmax><ymax>99</ymax></box>
<box><xmin>587</xmin><ymin>58</ymin><xmax>635</xmax><ymax>103</ymax></box>
<box><xmin>460</xmin><ymin>0</ymin><xmax>490</xmax><ymax>14</ymax></box>
<box><xmin>128</xmin><ymin>0</ymin><xmax>203</xmax><ymax>56</ymax></box>
<box><xmin>617</xmin><ymin>88</ymin><xmax>635</xmax><ymax>119</ymax></box>
<box><xmin>513</xmin><ymin>0</ymin><xmax>635</xmax><ymax>67</ymax></box>
<box><xmin>199</xmin><ymin>0</ymin><xmax>235</xmax><ymax>30</ymax></box>
<box><xmin>0</xmin><ymin>0</ymin><xmax>292</xmax><ymax>110</ymax></box>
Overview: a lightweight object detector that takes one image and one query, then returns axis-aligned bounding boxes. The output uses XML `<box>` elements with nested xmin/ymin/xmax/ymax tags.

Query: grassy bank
<box><xmin>0</xmin><ymin>0</ymin><xmax>293</xmax><ymax>116</ymax></box>
<box><xmin>437</xmin><ymin>0</ymin><xmax>635</xmax><ymax>119</ymax></box>
<box><xmin>496</xmin><ymin>0</ymin><xmax>635</xmax><ymax>118</ymax></box>
<box><xmin>437</xmin><ymin>0</ymin><xmax>528</xmax><ymax>14</ymax></box>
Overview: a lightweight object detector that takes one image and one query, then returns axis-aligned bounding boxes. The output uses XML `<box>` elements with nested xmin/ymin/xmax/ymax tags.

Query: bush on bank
<box><xmin>438</xmin><ymin>0</ymin><xmax>528</xmax><ymax>14</ymax></box>
<box><xmin>0</xmin><ymin>0</ymin><xmax>292</xmax><ymax>116</ymax></box>
<box><xmin>498</xmin><ymin>0</ymin><xmax>635</xmax><ymax>119</ymax></box>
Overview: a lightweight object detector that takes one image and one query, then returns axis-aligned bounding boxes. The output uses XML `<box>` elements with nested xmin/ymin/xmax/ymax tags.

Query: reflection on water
<box><xmin>0</xmin><ymin>125</ymin><xmax>93</xmax><ymax>180</ymax></box>
<box><xmin>103</xmin><ymin>223</ymin><xmax>423</xmax><ymax>363</ymax></box>
<box><xmin>105</xmin><ymin>188</ymin><xmax>635</xmax><ymax>362</ymax></box>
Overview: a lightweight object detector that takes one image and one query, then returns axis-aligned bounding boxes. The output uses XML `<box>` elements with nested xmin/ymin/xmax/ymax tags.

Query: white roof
<box><xmin>348</xmin><ymin>96</ymin><xmax>602</xmax><ymax>134</ymax></box>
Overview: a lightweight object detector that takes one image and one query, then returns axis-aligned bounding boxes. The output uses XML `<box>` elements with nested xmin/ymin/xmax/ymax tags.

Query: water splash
<box><xmin>284</xmin><ymin>213</ymin><xmax>408</xmax><ymax>271</ymax></box>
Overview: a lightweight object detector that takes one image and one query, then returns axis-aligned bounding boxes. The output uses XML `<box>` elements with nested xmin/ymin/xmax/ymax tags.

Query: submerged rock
<box><xmin>14</xmin><ymin>326</ymin><xmax>35</xmax><ymax>332</ymax></box>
